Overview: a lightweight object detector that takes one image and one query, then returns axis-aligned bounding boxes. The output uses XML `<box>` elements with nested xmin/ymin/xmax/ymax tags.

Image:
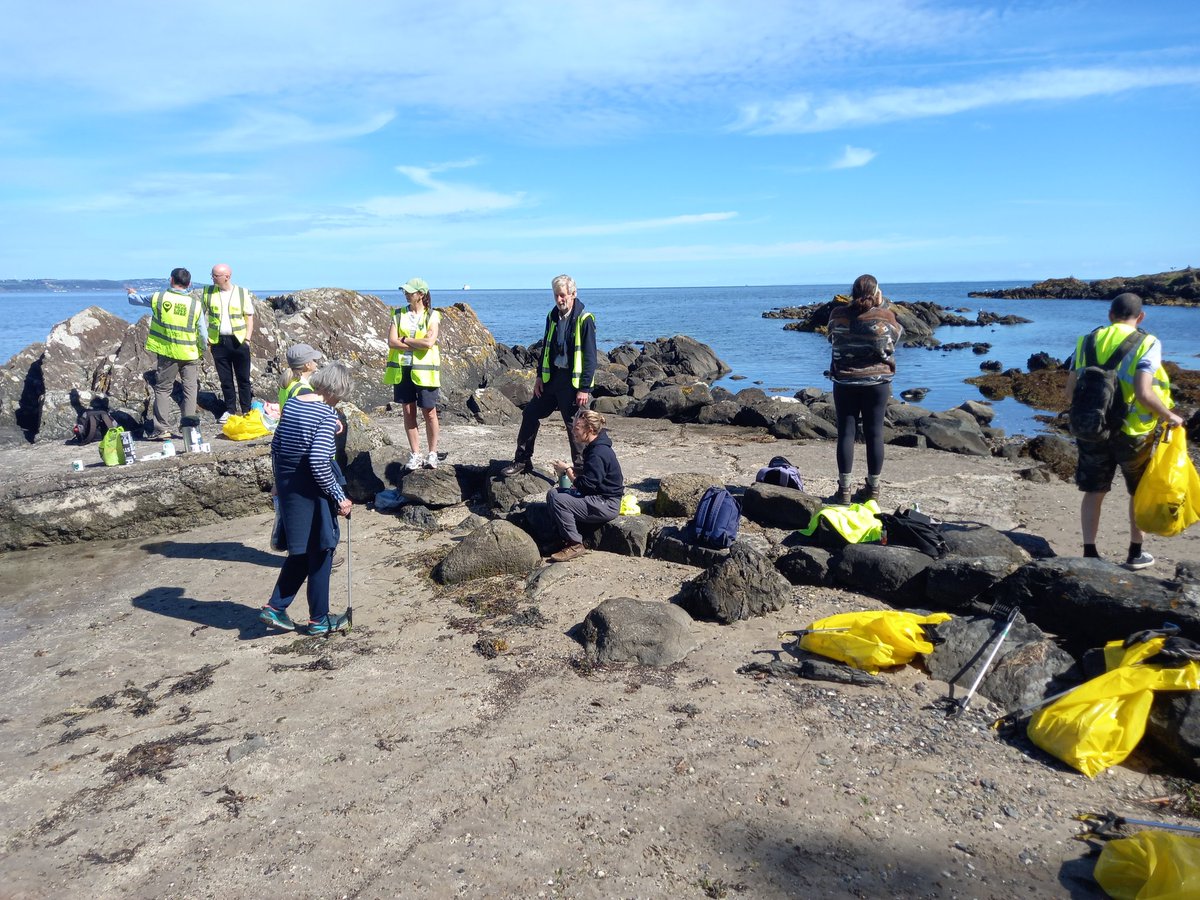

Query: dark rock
<box><xmin>505</xmin><ymin>498</ymin><xmax>559</xmax><ymax>550</ymax></box>
<box><xmin>590</xmin><ymin>367</ymin><xmax>629</xmax><ymax>398</ymax></box>
<box><xmin>888</xmin><ymin>433</ymin><xmax>928</xmax><ymax>450</ymax></box>
<box><xmin>396</xmin><ymin>505</ymin><xmax>437</xmax><ymax>530</ymax></box>
<box><xmin>1002</xmin><ymin>531</ymin><xmax>1057</xmax><ymax>559</ymax></box>
<box><xmin>958</xmin><ymin>401</ymin><xmax>996</xmax><ymax>425</ymax></box>
<box><xmin>941</xmin><ymin>523</ymin><xmax>1031</xmax><ymax>565</ymax></box>
<box><xmin>709</xmin><ymin>386</ymin><xmax>736</xmax><ymax>403</ymax></box>
<box><xmin>639</xmin><ymin>335</ymin><xmax>731</xmax><ymax>381</ymax></box>
<box><xmin>486</xmin><ymin>467</ymin><xmax>554</xmax><ymax>514</ymax></box>
<box><xmin>925</xmin><ymin>556</ymin><xmax>1022</xmax><ymax>610</ymax></box>
<box><xmin>886</xmin><ymin>403</ymin><xmax>934</xmax><ymax>427</ymax></box>
<box><xmin>433</xmin><ymin>520</ymin><xmax>541</xmax><ymax>585</ymax></box>
<box><xmin>775</xmin><ymin>546</ymin><xmax>834</xmax><ymax>586</ymax></box>
<box><xmin>768</xmin><ymin>407</ymin><xmax>839</xmax><ymax>440</ymax></box>
<box><xmin>979</xmin><ymin>359</ymin><xmax>1004</xmax><ymax>372</ymax></box>
<box><xmin>607</xmin><ymin>343</ymin><xmax>641</xmax><ymax>368</ymax></box>
<box><xmin>653</xmin><ymin>473</ymin><xmax>724</xmax><ymax>517</ymax></box>
<box><xmin>983</xmin><ymin>558</ymin><xmax>1200</xmax><ymax>652</ymax></box>
<box><xmin>591</xmin><ymin>515</ymin><xmax>654</xmax><ymax>557</ymax></box>
<box><xmin>467</xmin><ymin>387</ymin><xmax>520</xmax><ymax>425</ymax></box>
<box><xmin>1027</xmin><ymin>352</ymin><xmax>1062</xmax><ymax>372</ymax></box>
<box><xmin>917</xmin><ymin>416</ymin><xmax>990</xmax><ymax>456</ymax></box>
<box><xmin>829</xmin><ymin>544</ymin><xmax>933</xmax><ymax>605</ymax></box>
<box><xmin>577</xmin><ymin>597</ymin><xmax>698</xmax><ymax>666</ymax></box>
<box><xmin>339</xmin><ymin>404</ymin><xmax>398</xmax><ymax>502</ymax></box>
<box><xmin>900</xmin><ymin>388</ymin><xmax>930</xmax><ymax>402</ymax></box>
<box><xmin>734</xmin><ymin>387</ymin><xmax>769</xmax><ymax>405</ymax></box>
<box><xmin>1177</xmin><ymin>561</ymin><xmax>1200</xmax><ymax>584</ymax></box>
<box><xmin>926</xmin><ymin>614</ymin><xmax>1077</xmax><ymax>711</ymax></box>
<box><xmin>650</xmin><ymin>524</ymin><xmax>730</xmax><ymax>569</ymax></box>
<box><xmin>1023</xmin><ymin>435</ymin><xmax>1077</xmax><ymax>482</ymax></box>
<box><xmin>592</xmin><ymin>396</ymin><xmax>632</xmax><ymax>416</ymax></box>
<box><xmin>1146</xmin><ymin>693</ymin><xmax>1200</xmax><ymax>778</ymax></box>
<box><xmin>741</xmin><ymin>482</ymin><xmax>822</xmax><ymax>530</ymax></box>
<box><xmin>676</xmin><ymin>543</ymin><xmax>792</xmax><ymax>623</ymax></box>
<box><xmin>398</xmin><ymin>466</ymin><xmax>465</xmax><ymax>508</ymax></box>
<box><xmin>696</xmin><ymin>400</ymin><xmax>742</xmax><ymax>425</ymax></box>
<box><xmin>484</xmin><ymin>368</ymin><xmax>536</xmax><ymax>409</ymax></box>
<box><xmin>624</xmin><ymin>383</ymin><xmax>713</xmax><ymax>422</ymax></box>
<box><xmin>738</xmin><ymin>654</ymin><xmax>884</xmax><ymax>687</ymax></box>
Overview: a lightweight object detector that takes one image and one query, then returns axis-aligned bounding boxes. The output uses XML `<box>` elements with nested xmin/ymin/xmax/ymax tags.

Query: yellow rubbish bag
<box><xmin>1094</xmin><ymin>831</ymin><xmax>1200</xmax><ymax>900</ymax></box>
<box><xmin>798</xmin><ymin>610</ymin><xmax>951</xmax><ymax>674</ymax></box>
<box><xmin>222</xmin><ymin>409</ymin><xmax>271</xmax><ymax>441</ymax></box>
<box><xmin>1028</xmin><ymin>636</ymin><xmax>1200</xmax><ymax>778</ymax></box>
<box><xmin>1133</xmin><ymin>426</ymin><xmax>1200</xmax><ymax>537</ymax></box>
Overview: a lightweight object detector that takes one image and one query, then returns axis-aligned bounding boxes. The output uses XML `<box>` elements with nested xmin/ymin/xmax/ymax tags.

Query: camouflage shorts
<box><xmin>1074</xmin><ymin>429</ymin><xmax>1156</xmax><ymax>494</ymax></box>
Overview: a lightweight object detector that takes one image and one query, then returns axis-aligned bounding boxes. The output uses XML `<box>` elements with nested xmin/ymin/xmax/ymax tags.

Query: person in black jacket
<box><xmin>501</xmin><ymin>274</ymin><xmax>596</xmax><ymax>476</ymax></box>
<box><xmin>545</xmin><ymin>410</ymin><xmax>624</xmax><ymax>562</ymax></box>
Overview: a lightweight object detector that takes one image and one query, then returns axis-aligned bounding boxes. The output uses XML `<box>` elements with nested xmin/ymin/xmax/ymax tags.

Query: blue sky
<box><xmin>0</xmin><ymin>1</ymin><xmax>1197</xmax><ymax>289</ymax></box>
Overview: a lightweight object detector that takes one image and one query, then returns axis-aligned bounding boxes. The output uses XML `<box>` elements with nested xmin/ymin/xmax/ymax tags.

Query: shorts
<box><xmin>1074</xmin><ymin>429</ymin><xmax>1156</xmax><ymax>494</ymax></box>
<box><xmin>392</xmin><ymin>368</ymin><xmax>439</xmax><ymax>410</ymax></box>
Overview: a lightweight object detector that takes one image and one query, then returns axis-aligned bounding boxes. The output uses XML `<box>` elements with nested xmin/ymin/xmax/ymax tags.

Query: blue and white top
<box><xmin>271</xmin><ymin>397</ymin><xmax>345</xmax><ymax>504</ymax></box>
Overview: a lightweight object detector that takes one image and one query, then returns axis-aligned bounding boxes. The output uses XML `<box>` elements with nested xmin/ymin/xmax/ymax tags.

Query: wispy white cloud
<box><xmin>829</xmin><ymin>146</ymin><xmax>877</xmax><ymax>169</ymax></box>
<box><xmin>199</xmin><ymin>109</ymin><xmax>395</xmax><ymax>152</ymax></box>
<box><xmin>58</xmin><ymin>172</ymin><xmax>244</xmax><ymax>213</ymax></box>
<box><xmin>735</xmin><ymin>65</ymin><xmax>1200</xmax><ymax>134</ymax></box>
<box><xmin>356</xmin><ymin>160</ymin><xmax>526</xmax><ymax>219</ymax></box>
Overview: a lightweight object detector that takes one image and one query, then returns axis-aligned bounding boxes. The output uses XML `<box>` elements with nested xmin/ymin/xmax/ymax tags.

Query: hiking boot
<box><xmin>331</xmin><ymin>552</ymin><xmax>345</xmax><ymax>570</ymax></box>
<box><xmin>549</xmin><ymin>541</ymin><xmax>588</xmax><ymax>563</ymax></box>
<box><xmin>145</xmin><ymin>429</ymin><xmax>171</xmax><ymax>442</ymax></box>
<box><xmin>826</xmin><ymin>487</ymin><xmax>853</xmax><ymax>505</ymax></box>
<box><xmin>260</xmin><ymin>605</ymin><xmax>297</xmax><ymax>631</ymax></box>
<box><xmin>425</xmin><ymin>451</ymin><xmax>439</xmax><ymax>469</ymax></box>
<box><xmin>852</xmin><ymin>483</ymin><xmax>880</xmax><ymax>504</ymax></box>
<box><xmin>501</xmin><ymin>459</ymin><xmax>532</xmax><ymax>477</ymax></box>
<box><xmin>1123</xmin><ymin>551</ymin><xmax>1155</xmax><ymax>571</ymax></box>
<box><xmin>404</xmin><ymin>451</ymin><xmax>423</xmax><ymax>471</ymax></box>
<box><xmin>307</xmin><ymin>612</ymin><xmax>351</xmax><ymax>636</ymax></box>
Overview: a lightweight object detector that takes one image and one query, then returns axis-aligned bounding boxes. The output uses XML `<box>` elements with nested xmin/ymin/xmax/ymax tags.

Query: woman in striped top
<box><xmin>260</xmin><ymin>362</ymin><xmax>355</xmax><ymax>636</ymax></box>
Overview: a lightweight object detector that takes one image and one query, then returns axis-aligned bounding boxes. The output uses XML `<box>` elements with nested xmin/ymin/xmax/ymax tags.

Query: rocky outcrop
<box><xmin>675</xmin><ymin>544</ymin><xmax>792</xmax><ymax>623</ymax></box>
<box><xmin>433</xmin><ymin>520</ymin><xmax>541</xmax><ymax>585</ymax></box>
<box><xmin>967</xmin><ymin>268</ymin><xmax>1200</xmax><ymax>306</ymax></box>
<box><xmin>577</xmin><ymin>597</ymin><xmax>698</xmax><ymax>666</ymax></box>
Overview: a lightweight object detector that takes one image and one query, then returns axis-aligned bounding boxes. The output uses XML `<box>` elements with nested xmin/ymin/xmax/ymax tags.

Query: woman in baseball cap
<box><xmin>279</xmin><ymin>343</ymin><xmax>324</xmax><ymax>407</ymax></box>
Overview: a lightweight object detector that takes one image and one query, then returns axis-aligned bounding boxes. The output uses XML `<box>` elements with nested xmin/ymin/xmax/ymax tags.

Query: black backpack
<box><xmin>879</xmin><ymin>508</ymin><xmax>947</xmax><ymax>558</ymax></box>
<box><xmin>686</xmin><ymin>487</ymin><xmax>741</xmax><ymax>549</ymax></box>
<box><xmin>755</xmin><ymin>455</ymin><xmax>804</xmax><ymax>491</ymax></box>
<box><xmin>73</xmin><ymin>409</ymin><xmax>117</xmax><ymax>445</ymax></box>
<box><xmin>1068</xmin><ymin>329</ymin><xmax>1144</xmax><ymax>443</ymax></box>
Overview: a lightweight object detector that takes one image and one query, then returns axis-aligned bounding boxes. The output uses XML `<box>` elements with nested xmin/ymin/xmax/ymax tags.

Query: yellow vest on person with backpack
<box><xmin>144</xmin><ymin>289</ymin><xmax>203</xmax><ymax>361</ymax></box>
<box><xmin>1073</xmin><ymin>323</ymin><xmax>1173</xmax><ymax>438</ymax></box>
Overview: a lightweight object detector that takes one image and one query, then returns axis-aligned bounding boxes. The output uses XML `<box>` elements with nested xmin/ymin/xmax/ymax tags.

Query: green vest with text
<box><xmin>202</xmin><ymin>285</ymin><xmax>251</xmax><ymax>344</ymax></box>
<box><xmin>384</xmin><ymin>307</ymin><xmax>441</xmax><ymax>387</ymax></box>
<box><xmin>539</xmin><ymin>310</ymin><xmax>595</xmax><ymax>389</ymax></box>
<box><xmin>1073</xmin><ymin>323</ymin><xmax>1173</xmax><ymax>437</ymax></box>
<box><xmin>277</xmin><ymin>377</ymin><xmax>312</xmax><ymax>407</ymax></box>
<box><xmin>145</xmin><ymin>289</ymin><xmax>202</xmax><ymax>361</ymax></box>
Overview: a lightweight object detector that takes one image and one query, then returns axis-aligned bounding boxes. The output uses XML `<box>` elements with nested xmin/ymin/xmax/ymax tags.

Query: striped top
<box><xmin>270</xmin><ymin>397</ymin><xmax>345</xmax><ymax>503</ymax></box>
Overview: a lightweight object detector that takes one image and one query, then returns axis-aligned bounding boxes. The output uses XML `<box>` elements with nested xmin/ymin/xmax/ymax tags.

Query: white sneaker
<box><xmin>404</xmin><ymin>451</ymin><xmax>423</xmax><ymax>471</ymax></box>
<box><xmin>426</xmin><ymin>451</ymin><xmax>439</xmax><ymax>469</ymax></box>
<box><xmin>217</xmin><ymin>412</ymin><xmax>231</xmax><ymax>425</ymax></box>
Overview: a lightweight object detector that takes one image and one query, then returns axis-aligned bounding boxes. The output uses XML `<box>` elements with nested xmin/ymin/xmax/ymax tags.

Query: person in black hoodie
<box><xmin>545</xmin><ymin>410</ymin><xmax>624</xmax><ymax>562</ymax></box>
<box><xmin>501</xmin><ymin>274</ymin><xmax>597</xmax><ymax>476</ymax></box>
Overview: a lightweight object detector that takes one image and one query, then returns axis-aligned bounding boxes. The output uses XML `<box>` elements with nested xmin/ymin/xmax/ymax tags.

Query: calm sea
<box><xmin>4</xmin><ymin>282</ymin><xmax>1198</xmax><ymax>437</ymax></box>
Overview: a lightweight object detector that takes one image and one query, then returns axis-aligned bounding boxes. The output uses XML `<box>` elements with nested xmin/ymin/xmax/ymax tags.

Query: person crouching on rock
<box><xmin>385</xmin><ymin>277</ymin><xmax>442</xmax><ymax>471</ymax></box>
<box><xmin>545</xmin><ymin>410</ymin><xmax>624</xmax><ymax>563</ymax></box>
<box><xmin>261</xmin><ymin>362</ymin><xmax>354</xmax><ymax>636</ymax></box>
<box><xmin>827</xmin><ymin>274</ymin><xmax>904</xmax><ymax>505</ymax></box>
<box><xmin>278</xmin><ymin>343</ymin><xmax>323</xmax><ymax>406</ymax></box>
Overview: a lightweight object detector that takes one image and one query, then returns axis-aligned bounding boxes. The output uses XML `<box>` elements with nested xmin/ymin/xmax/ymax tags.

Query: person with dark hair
<box><xmin>384</xmin><ymin>277</ymin><xmax>441</xmax><ymax>470</ymax></box>
<box><xmin>545</xmin><ymin>409</ymin><xmax>624</xmax><ymax>562</ymax></box>
<box><xmin>203</xmin><ymin>263</ymin><xmax>256</xmax><ymax>425</ymax></box>
<box><xmin>827</xmin><ymin>274</ymin><xmax>904</xmax><ymax>504</ymax></box>
<box><xmin>501</xmin><ymin>274</ymin><xmax>596</xmax><ymax>476</ymax></box>
<box><xmin>1065</xmin><ymin>292</ymin><xmax>1183</xmax><ymax>569</ymax></box>
<box><xmin>126</xmin><ymin>267</ymin><xmax>202</xmax><ymax>440</ymax></box>
<box><xmin>261</xmin><ymin>362</ymin><xmax>355</xmax><ymax>635</ymax></box>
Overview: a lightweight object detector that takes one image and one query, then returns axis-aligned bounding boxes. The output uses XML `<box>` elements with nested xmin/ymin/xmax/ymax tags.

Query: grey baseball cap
<box><xmin>286</xmin><ymin>344</ymin><xmax>323</xmax><ymax>367</ymax></box>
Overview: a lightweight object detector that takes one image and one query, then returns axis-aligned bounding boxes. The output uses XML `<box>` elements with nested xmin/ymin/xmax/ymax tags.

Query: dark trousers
<box><xmin>267</xmin><ymin>542</ymin><xmax>334</xmax><ymax>621</ymax></box>
<box><xmin>833</xmin><ymin>381</ymin><xmax>890</xmax><ymax>477</ymax></box>
<box><xmin>547</xmin><ymin>488</ymin><xmax>621</xmax><ymax>543</ymax></box>
<box><xmin>211</xmin><ymin>335</ymin><xmax>253</xmax><ymax>415</ymax></box>
<box><xmin>515</xmin><ymin>371</ymin><xmax>586</xmax><ymax>465</ymax></box>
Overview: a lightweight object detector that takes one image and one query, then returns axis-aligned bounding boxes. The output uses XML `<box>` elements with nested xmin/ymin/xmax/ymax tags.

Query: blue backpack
<box><xmin>755</xmin><ymin>455</ymin><xmax>803</xmax><ymax>491</ymax></box>
<box><xmin>686</xmin><ymin>486</ymin><xmax>741</xmax><ymax>549</ymax></box>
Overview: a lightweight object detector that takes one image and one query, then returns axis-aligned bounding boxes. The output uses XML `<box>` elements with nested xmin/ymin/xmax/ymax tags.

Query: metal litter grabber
<box><xmin>1075</xmin><ymin>810</ymin><xmax>1200</xmax><ymax>840</ymax></box>
<box><xmin>946</xmin><ymin>598</ymin><xmax>1020</xmax><ymax>718</ymax></box>
<box><xmin>345</xmin><ymin>512</ymin><xmax>353</xmax><ymax>629</ymax></box>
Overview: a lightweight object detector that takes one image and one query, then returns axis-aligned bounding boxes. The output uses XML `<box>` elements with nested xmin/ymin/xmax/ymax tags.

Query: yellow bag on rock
<box><xmin>1133</xmin><ymin>426</ymin><xmax>1200</xmax><ymax>537</ymax></box>
<box><xmin>221</xmin><ymin>409</ymin><xmax>271</xmax><ymax>441</ymax></box>
<box><xmin>1028</xmin><ymin>636</ymin><xmax>1200</xmax><ymax>778</ymax></box>
<box><xmin>798</xmin><ymin>610</ymin><xmax>951</xmax><ymax>674</ymax></box>
<box><xmin>1094</xmin><ymin>831</ymin><xmax>1200</xmax><ymax>900</ymax></box>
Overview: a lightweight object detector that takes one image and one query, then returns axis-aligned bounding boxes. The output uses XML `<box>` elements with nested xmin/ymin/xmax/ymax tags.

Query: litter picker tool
<box><xmin>946</xmin><ymin>598</ymin><xmax>1020</xmax><ymax>718</ymax></box>
<box><xmin>1074</xmin><ymin>811</ymin><xmax>1200</xmax><ymax>840</ymax></box>
<box><xmin>345</xmin><ymin>512</ymin><xmax>353</xmax><ymax>629</ymax></box>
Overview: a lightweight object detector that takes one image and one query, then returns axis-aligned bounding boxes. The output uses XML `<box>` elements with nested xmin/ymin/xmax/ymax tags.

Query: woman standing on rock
<box><xmin>828</xmin><ymin>274</ymin><xmax>904</xmax><ymax>504</ymax></box>
<box><xmin>261</xmin><ymin>362</ymin><xmax>354</xmax><ymax>635</ymax></box>
<box><xmin>385</xmin><ymin>277</ymin><xmax>441</xmax><ymax>470</ymax></box>
<box><xmin>545</xmin><ymin>410</ymin><xmax>624</xmax><ymax>562</ymax></box>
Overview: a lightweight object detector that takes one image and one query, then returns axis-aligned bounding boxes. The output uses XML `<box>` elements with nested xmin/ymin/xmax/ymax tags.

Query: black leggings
<box><xmin>833</xmin><ymin>381</ymin><xmax>890</xmax><ymax>477</ymax></box>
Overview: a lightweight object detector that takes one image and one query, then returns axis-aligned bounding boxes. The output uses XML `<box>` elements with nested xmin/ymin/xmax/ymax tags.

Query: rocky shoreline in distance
<box><xmin>967</xmin><ymin>267</ymin><xmax>1200</xmax><ymax>305</ymax></box>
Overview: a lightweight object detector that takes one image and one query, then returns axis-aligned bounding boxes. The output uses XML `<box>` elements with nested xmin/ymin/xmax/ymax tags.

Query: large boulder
<box><xmin>398</xmin><ymin>466</ymin><xmax>467</xmax><ymax>508</ymax></box>
<box><xmin>926</xmin><ymin>614</ymin><xmax>1077</xmax><ymax>711</ymax></box>
<box><xmin>591</xmin><ymin>515</ymin><xmax>654</xmax><ymax>558</ymax></box>
<box><xmin>338</xmin><ymin>403</ymin><xmax>398</xmax><ymax>502</ymax></box>
<box><xmin>775</xmin><ymin>546</ymin><xmax>835</xmax><ymax>586</ymax></box>
<box><xmin>654</xmin><ymin>473</ymin><xmax>724</xmax><ymax>517</ymax></box>
<box><xmin>675</xmin><ymin>544</ymin><xmax>792</xmax><ymax>624</ymax></box>
<box><xmin>916</xmin><ymin>415</ymin><xmax>990</xmax><ymax>456</ymax></box>
<box><xmin>924</xmin><ymin>556</ymin><xmax>1022</xmax><ymax>611</ymax></box>
<box><xmin>941</xmin><ymin>523</ymin><xmax>1031</xmax><ymax>565</ymax></box>
<box><xmin>577</xmin><ymin>597</ymin><xmax>698</xmax><ymax>666</ymax></box>
<box><xmin>1146</xmin><ymin>694</ymin><xmax>1200</xmax><ymax>778</ymax></box>
<box><xmin>466</xmin><ymin>387</ymin><xmax>520</xmax><ymax>425</ymax></box>
<box><xmin>1022</xmin><ymin>435</ymin><xmax>1077</xmax><ymax>482</ymax></box>
<box><xmin>983</xmin><ymin>558</ymin><xmax>1200</xmax><ymax>651</ymax></box>
<box><xmin>487</xmin><ymin>467</ymin><xmax>555</xmax><ymax>514</ymax></box>
<box><xmin>639</xmin><ymin>335</ymin><xmax>730</xmax><ymax>381</ymax></box>
<box><xmin>624</xmin><ymin>383</ymin><xmax>713</xmax><ymax>422</ymax></box>
<box><xmin>740</xmin><ymin>482</ymin><xmax>822</xmax><ymax>530</ymax></box>
<box><xmin>829</xmin><ymin>544</ymin><xmax>933</xmax><ymax>605</ymax></box>
<box><xmin>649</xmin><ymin>524</ymin><xmax>730</xmax><ymax>569</ymax></box>
<box><xmin>433</xmin><ymin>520</ymin><xmax>541</xmax><ymax>585</ymax></box>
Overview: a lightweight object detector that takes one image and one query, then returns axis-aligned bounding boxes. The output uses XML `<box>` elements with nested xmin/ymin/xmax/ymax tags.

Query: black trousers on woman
<box><xmin>833</xmin><ymin>381</ymin><xmax>890</xmax><ymax>477</ymax></box>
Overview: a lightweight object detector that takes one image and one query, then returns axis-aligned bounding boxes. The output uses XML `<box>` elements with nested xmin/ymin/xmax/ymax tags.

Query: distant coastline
<box><xmin>968</xmin><ymin>267</ymin><xmax>1199</xmax><ymax>306</ymax></box>
<box><xmin>0</xmin><ymin>278</ymin><xmax>160</xmax><ymax>293</ymax></box>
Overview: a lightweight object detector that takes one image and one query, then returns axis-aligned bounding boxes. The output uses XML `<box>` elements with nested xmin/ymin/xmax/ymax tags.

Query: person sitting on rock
<box><xmin>827</xmin><ymin>274</ymin><xmax>903</xmax><ymax>505</ymax></box>
<box><xmin>385</xmin><ymin>278</ymin><xmax>442</xmax><ymax>470</ymax></box>
<box><xmin>502</xmin><ymin>274</ymin><xmax>596</xmax><ymax>477</ymax></box>
<box><xmin>1065</xmin><ymin>292</ymin><xmax>1183</xmax><ymax>569</ymax></box>
<box><xmin>545</xmin><ymin>410</ymin><xmax>624</xmax><ymax>563</ymax></box>
<box><xmin>278</xmin><ymin>343</ymin><xmax>322</xmax><ymax>406</ymax></box>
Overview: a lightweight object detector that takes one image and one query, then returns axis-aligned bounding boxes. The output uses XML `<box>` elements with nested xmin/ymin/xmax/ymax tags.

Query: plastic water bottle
<box><xmin>162</xmin><ymin>439</ymin><xmax>175</xmax><ymax>457</ymax></box>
